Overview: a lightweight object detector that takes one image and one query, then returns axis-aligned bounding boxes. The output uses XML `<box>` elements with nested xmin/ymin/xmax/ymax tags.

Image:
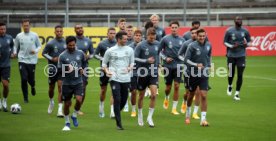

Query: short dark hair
<box><xmin>107</xmin><ymin>27</ymin><xmax>116</xmax><ymax>32</ymax></box>
<box><xmin>126</xmin><ymin>25</ymin><xmax>133</xmax><ymax>29</ymax></box>
<box><xmin>192</xmin><ymin>20</ymin><xmax>200</xmax><ymax>26</ymax></box>
<box><xmin>0</xmin><ymin>22</ymin><xmax>6</xmax><ymax>27</ymax></box>
<box><xmin>147</xmin><ymin>27</ymin><xmax>156</xmax><ymax>35</ymax></box>
<box><xmin>115</xmin><ymin>31</ymin><xmax>127</xmax><ymax>40</ymax></box>
<box><xmin>66</xmin><ymin>36</ymin><xmax>76</xmax><ymax>45</ymax></box>
<box><xmin>118</xmin><ymin>18</ymin><xmax>126</xmax><ymax>23</ymax></box>
<box><xmin>196</xmin><ymin>29</ymin><xmax>205</xmax><ymax>35</ymax></box>
<box><xmin>144</xmin><ymin>21</ymin><xmax>154</xmax><ymax>30</ymax></box>
<box><xmin>22</xmin><ymin>19</ymin><xmax>30</xmax><ymax>24</ymax></box>
<box><xmin>190</xmin><ymin>27</ymin><xmax>198</xmax><ymax>32</ymax></box>
<box><xmin>169</xmin><ymin>20</ymin><xmax>180</xmax><ymax>27</ymax></box>
<box><xmin>134</xmin><ymin>29</ymin><xmax>142</xmax><ymax>35</ymax></box>
<box><xmin>55</xmin><ymin>25</ymin><xmax>63</xmax><ymax>29</ymax></box>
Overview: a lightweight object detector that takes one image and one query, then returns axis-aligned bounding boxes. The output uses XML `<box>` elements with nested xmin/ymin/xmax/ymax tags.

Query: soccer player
<box><xmin>142</xmin><ymin>20</ymin><xmax>154</xmax><ymax>40</ymax></box>
<box><xmin>126</xmin><ymin>24</ymin><xmax>134</xmax><ymax>45</ymax></box>
<box><xmin>224</xmin><ymin>16</ymin><xmax>251</xmax><ymax>101</ymax></box>
<box><xmin>74</xmin><ymin>24</ymin><xmax>94</xmax><ymax>115</ymax></box>
<box><xmin>160</xmin><ymin>21</ymin><xmax>185</xmax><ymax>115</ymax></box>
<box><xmin>102</xmin><ymin>31</ymin><xmax>134</xmax><ymax>130</ymax></box>
<box><xmin>178</xmin><ymin>27</ymin><xmax>201</xmax><ymax>119</ymax></box>
<box><xmin>128</xmin><ymin>29</ymin><xmax>143</xmax><ymax>117</ymax></box>
<box><xmin>0</xmin><ymin>22</ymin><xmax>14</xmax><ymax>112</ymax></box>
<box><xmin>182</xmin><ymin>20</ymin><xmax>201</xmax><ymax>40</ymax></box>
<box><xmin>42</xmin><ymin>25</ymin><xmax>66</xmax><ymax>117</ymax></box>
<box><xmin>14</xmin><ymin>19</ymin><xmax>42</xmax><ymax>103</ymax></box>
<box><xmin>59</xmin><ymin>36</ymin><xmax>86</xmax><ymax>131</ymax></box>
<box><xmin>184</xmin><ymin>29</ymin><xmax>211</xmax><ymax>126</ymax></box>
<box><xmin>94</xmin><ymin>27</ymin><xmax>117</xmax><ymax>118</ymax></box>
<box><xmin>135</xmin><ymin>27</ymin><xmax>161</xmax><ymax>127</ymax></box>
<box><xmin>150</xmin><ymin>14</ymin><xmax>166</xmax><ymax>41</ymax></box>
<box><xmin>117</xmin><ymin>18</ymin><xmax>126</xmax><ymax>32</ymax></box>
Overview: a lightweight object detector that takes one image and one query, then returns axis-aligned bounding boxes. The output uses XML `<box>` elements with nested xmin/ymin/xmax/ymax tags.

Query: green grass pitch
<box><xmin>0</xmin><ymin>56</ymin><xmax>275</xmax><ymax>141</ymax></box>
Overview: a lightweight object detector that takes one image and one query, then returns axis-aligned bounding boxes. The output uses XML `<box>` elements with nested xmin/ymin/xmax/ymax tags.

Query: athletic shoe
<box><xmin>48</xmin><ymin>103</ymin><xmax>54</xmax><ymax>114</ymax></box>
<box><xmin>77</xmin><ymin>111</ymin><xmax>84</xmax><ymax>115</ymax></box>
<box><xmin>123</xmin><ymin>103</ymin><xmax>129</xmax><ymax>112</ymax></box>
<box><xmin>57</xmin><ymin>111</ymin><xmax>64</xmax><ymax>118</ymax></box>
<box><xmin>99</xmin><ymin>112</ymin><xmax>105</xmax><ymax>118</ymax></box>
<box><xmin>171</xmin><ymin>109</ymin><xmax>180</xmax><ymax>115</ymax></box>
<box><xmin>31</xmin><ymin>87</ymin><xmax>36</xmax><ymax>96</ymax></box>
<box><xmin>227</xmin><ymin>86</ymin><xmax>232</xmax><ymax>96</ymax></box>
<box><xmin>110</xmin><ymin>111</ymin><xmax>115</xmax><ymax>119</ymax></box>
<box><xmin>192</xmin><ymin>113</ymin><xmax>200</xmax><ymax>119</ymax></box>
<box><xmin>2</xmin><ymin>100</ymin><xmax>8</xmax><ymax>112</ymax></box>
<box><xmin>131</xmin><ymin>111</ymin><xmax>136</xmax><ymax>117</ymax></box>
<box><xmin>138</xmin><ymin>112</ymin><xmax>144</xmax><ymax>126</ymax></box>
<box><xmin>185</xmin><ymin>118</ymin><xmax>190</xmax><ymax>124</ymax></box>
<box><xmin>181</xmin><ymin>103</ymin><xmax>187</xmax><ymax>114</ymax></box>
<box><xmin>234</xmin><ymin>95</ymin><xmax>240</xmax><ymax>101</ymax></box>
<box><xmin>147</xmin><ymin>117</ymin><xmax>154</xmax><ymax>127</ymax></box>
<box><xmin>163</xmin><ymin>99</ymin><xmax>169</xmax><ymax>109</ymax></box>
<box><xmin>200</xmin><ymin>120</ymin><xmax>209</xmax><ymax>127</ymax></box>
<box><xmin>62</xmin><ymin>123</ymin><xmax>71</xmax><ymax>131</ymax></box>
<box><xmin>71</xmin><ymin>116</ymin><xmax>79</xmax><ymax>127</ymax></box>
<box><xmin>117</xmin><ymin>125</ymin><xmax>124</xmax><ymax>130</ymax></box>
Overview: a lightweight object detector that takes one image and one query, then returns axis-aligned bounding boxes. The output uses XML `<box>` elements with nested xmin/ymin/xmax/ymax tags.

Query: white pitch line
<box><xmin>244</xmin><ymin>75</ymin><xmax>276</xmax><ymax>81</ymax></box>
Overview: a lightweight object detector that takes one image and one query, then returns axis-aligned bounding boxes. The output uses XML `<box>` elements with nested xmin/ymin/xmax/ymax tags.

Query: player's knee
<box><xmin>201</xmin><ymin>94</ymin><xmax>207</xmax><ymax>101</ymax></box>
<box><xmin>2</xmin><ymin>80</ymin><xmax>9</xmax><ymax>88</ymax></box>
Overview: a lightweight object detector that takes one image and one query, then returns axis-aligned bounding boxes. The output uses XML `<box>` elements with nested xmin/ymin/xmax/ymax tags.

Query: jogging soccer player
<box><xmin>150</xmin><ymin>14</ymin><xmax>166</xmax><ymax>41</ymax></box>
<box><xmin>14</xmin><ymin>19</ymin><xmax>42</xmax><ymax>103</ymax></box>
<box><xmin>59</xmin><ymin>36</ymin><xmax>86</xmax><ymax>131</ymax></box>
<box><xmin>126</xmin><ymin>24</ymin><xmax>134</xmax><ymax>45</ymax></box>
<box><xmin>42</xmin><ymin>25</ymin><xmax>66</xmax><ymax>117</ymax></box>
<box><xmin>224</xmin><ymin>16</ymin><xmax>251</xmax><ymax>101</ymax></box>
<box><xmin>160</xmin><ymin>21</ymin><xmax>185</xmax><ymax>115</ymax></box>
<box><xmin>94</xmin><ymin>27</ymin><xmax>117</xmax><ymax>118</ymax></box>
<box><xmin>102</xmin><ymin>31</ymin><xmax>134</xmax><ymax>130</ymax></box>
<box><xmin>74</xmin><ymin>24</ymin><xmax>94</xmax><ymax>115</ymax></box>
<box><xmin>128</xmin><ymin>29</ymin><xmax>143</xmax><ymax>117</ymax></box>
<box><xmin>117</xmin><ymin>18</ymin><xmax>126</xmax><ymax>32</ymax></box>
<box><xmin>135</xmin><ymin>27</ymin><xmax>161</xmax><ymax>127</ymax></box>
<box><xmin>178</xmin><ymin>27</ymin><xmax>201</xmax><ymax>119</ymax></box>
<box><xmin>182</xmin><ymin>20</ymin><xmax>201</xmax><ymax>41</ymax></box>
<box><xmin>0</xmin><ymin>22</ymin><xmax>15</xmax><ymax>112</ymax></box>
<box><xmin>184</xmin><ymin>29</ymin><xmax>211</xmax><ymax>126</ymax></box>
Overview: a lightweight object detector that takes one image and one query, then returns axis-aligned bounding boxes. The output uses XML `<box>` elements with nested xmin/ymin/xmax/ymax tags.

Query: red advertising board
<box><xmin>165</xmin><ymin>26</ymin><xmax>276</xmax><ymax>56</ymax></box>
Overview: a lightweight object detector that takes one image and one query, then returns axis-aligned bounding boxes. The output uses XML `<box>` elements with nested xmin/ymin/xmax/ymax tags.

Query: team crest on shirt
<box><xmin>84</xmin><ymin>42</ymin><xmax>88</xmax><ymax>47</ymax></box>
<box><xmin>76</xmin><ymin>55</ymin><xmax>80</xmax><ymax>60</ymax></box>
<box><xmin>125</xmin><ymin>51</ymin><xmax>129</xmax><ymax>56</ymax></box>
<box><xmin>241</xmin><ymin>32</ymin><xmax>245</xmax><ymax>37</ymax></box>
<box><xmin>179</xmin><ymin>40</ymin><xmax>183</xmax><ymax>45</ymax></box>
<box><xmin>231</xmin><ymin>33</ymin><xmax>236</xmax><ymax>40</ymax></box>
<box><xmin>196</xmin><ymin>48</ymin><xmax>201</xmax><ymax>55</ymax></box>
<box><xmin>6</xmin><ymin>39</ymin><xmax>10</xmax><ymax>44</ymax></box>
<box><xmin>70</xmin><ymin>61</ymin><xmax>78</xmax><ymax>69</ymax></box>
<box><xmin>169</xmin><ymin>42</ymin><xmax>173</xmax><ymax>48</ymax></box>
<box><xmin>63</xmin><ymin>44</ymin><xmax>67</xmax><ymax>48</ymax></box>
<box><xmin>66</xmin><ymin>58</ymin><xmax>69</xmax><ymax>61</ymax></box>
<box><xmin>159</xmin><ymin>31</ymin><xmax>162</xmax><ymax>35</ymax></box>
<box><xmin>206</xmin><ymin>45</ymin><xmax>210</xmax><ymax>51</ymax></box>
<box><xmin>155</xmin><ymin>46</ymin><xmax>158</xmax><ymax>51</ymax></box>
<box><xmin>54</xmin><ymin>46</ymin><xmax>58</xmax><ymax>53</ymax></box>
<box><xmin>145</xmin><ymin>48</ymin><xmax>149</xmax><ymax>55</ymax></box>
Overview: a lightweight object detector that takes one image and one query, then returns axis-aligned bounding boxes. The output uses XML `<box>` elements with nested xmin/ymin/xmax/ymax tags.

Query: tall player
<box><xmin>42</xmin><ymin>25</ymin><xmax>66</xmax><ymax>117</ymax></box>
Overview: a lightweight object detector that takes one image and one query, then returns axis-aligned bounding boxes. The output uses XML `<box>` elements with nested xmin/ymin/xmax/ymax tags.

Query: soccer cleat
<box><xmin>117</xmin><ymin>125</ymin><xmax>124</xmax><ymax>130</ymax></box>
<box><xmin>147</xmin><ymin>117</ymin><xmax>155</xmax><ymax>127</ymax></box>
<box><xmin>227</xmin><ymin>86</ymin><xmax>232</xmax><ymax>96</ymax></box>
<box><xmin>62</xmin><ymin>123</ymin><xmax>71</xmax><ymax>131</ymax></box>
<box><xmin>181</xmin><ymin>103</ymin><xmax>187</xmax><ymax>114</ymax></box>
<box><xmin>77</xmin><ymin>111</ymin><xmax>84</xmax><ymax>115</ymax></box>
<box><xmin>110</xmin><ymin>111</ymin><xmax>115</xmax><ymax>119</ymax></box>
<box><xmin>48</xmin><ymin>103</ymin><xmax>54</xmax><ymax>114</ymax></box>
<box><xmin>2</xmin><ymin>100</ymin><xmax>8</xmax><ymax>112</ymax></box>
<box><xmin>163</xmin><ymin>99</ymin><xmax>169</xmax><ymax>109</ymax></box>
<box><xmin>57</xmin><ymin>111</ymin><xmax>64</xmax><ymax>118</ymax></box>
<box><xmin>99</xmin><ymin>112</ymin><xmax>105</xmax><ymax>118</ymax></box>
<box><xmin>192</xmin><ymin>113</ymin><xmax>200</xmax><ymax>119</ymax></box>
<box><xmin>171</xmin><ymin>109</ymin><xmax>180</xmax><ymax>115</ymax></box>
<box><xmin>131</xmin><ymin>111</ymin><xmax>136</xmax><ymax>117</ymax></box>
<box><xmin>185</xmin><ymin>118</ymin><xmax>190</xmax><ymax>124</ymax></box>
<box><xmin>71</xmin><ymin>116</ymin><xmax>79</xmax><ymax>127</ymax></box>
<box><xmin>123</xmin><ymin>104</ymin><xmax>129</xmax><ymax>112</ymax></box>
<box><xmin>31</xmin><ymin>87</ymin><xmax>36</xmax><ymax>96</ymax></box>
<box><xmin>24</xmin><ymin>99</ymin><xmax>29</xmax><ymax>103</ymax></box>
<box><xmin>138</xmin><ymin>112</ymin><xmax>144</xmax><ymax>126</ymax></box>
<box><xmin>200</xmin><ymin>120</ymin><xmax>209</xmax><ymax>127</ymax></box>
<box><xmin>234</xmin><ymin>95</ymin><xmax>240</xmax><ymax>101</ymax></box>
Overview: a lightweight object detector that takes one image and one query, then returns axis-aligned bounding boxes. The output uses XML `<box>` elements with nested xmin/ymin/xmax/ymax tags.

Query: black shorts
<box><xmin>99</xmin><ymin>70</ymin><xmax>110</xmax><ymax>86</ymax></box>
<box><xmin>183</xmin><ymin>75</ymin><xmax>189</xmax><ymax>89</ymax></box>
<box><xmin>0</xmin><ymin>67</ymin><xmax>10</xmax><ymax>82</ymax></box>
<box><xmin>48</xmin><ymin>70</ymin><xmax>62</xmax><ymax>84</ymax></box>
<box><xmin>137</xmin><ymin>75</ymin><xmax>158</xmax><ymax>91</ymax></box>
<box><xmin>163</xmin><ymin>67</ymin><xmax>182</xmax><ymax>85</ymax></box>
<box><xmin>62</xmin><ymin>83</ymin><xmax>84</xmax><ymax>101</ymax></box>
<box><xmin>82</xmin><ymin>75</ymin><xmax>88</xmax><ymax>84</ymax></box>
<box><xmin>188</xmin><ymin>76</ymin><xmax>209</xmax><ymax>92</ymax></box>
<box><xmin>129</xmin><ymin>76</ymin><xmax>138</xmax><ymax>91</ymax></box>
<box><xmin>227</xmin><ymin>56</ymin><xmax>246</xmax><ymax>68</ymax></box>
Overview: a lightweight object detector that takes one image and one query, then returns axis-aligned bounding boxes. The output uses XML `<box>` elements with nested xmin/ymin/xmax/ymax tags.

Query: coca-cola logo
<box><xmin>247</xmin><ymin>32</ymin><xmax>276</xmax><ymax>51</ymax></box>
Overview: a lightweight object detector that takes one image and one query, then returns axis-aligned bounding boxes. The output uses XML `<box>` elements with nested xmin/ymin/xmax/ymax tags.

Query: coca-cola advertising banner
<box><xmin>165</xmin><ymin>26</ymin><xmax>276</xmax><ymax>56</ymax></box>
